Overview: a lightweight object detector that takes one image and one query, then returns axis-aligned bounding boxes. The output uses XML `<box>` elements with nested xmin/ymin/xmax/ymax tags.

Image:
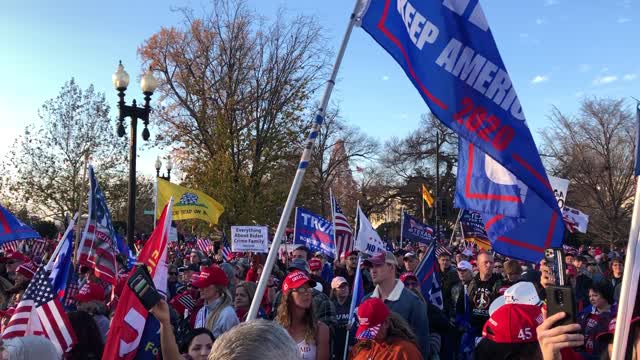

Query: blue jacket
<box><xmin>364</xmin><ymin>280</ymin><xmax>430</xmax><ymax>357</ymax></box>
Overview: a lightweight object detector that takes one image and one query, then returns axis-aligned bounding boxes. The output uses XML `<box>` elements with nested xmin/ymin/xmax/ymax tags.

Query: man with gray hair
<box><xmin>208</xmin><ymin>319</ymin><xmax>299</xmax><ymax>360</ymax></box>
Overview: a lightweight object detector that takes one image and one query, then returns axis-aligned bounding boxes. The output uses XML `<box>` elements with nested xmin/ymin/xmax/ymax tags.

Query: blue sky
<box><xmin>1</xmin><ymin>0</ymin><xmax>638</xmax><ymax>176</ymax></box>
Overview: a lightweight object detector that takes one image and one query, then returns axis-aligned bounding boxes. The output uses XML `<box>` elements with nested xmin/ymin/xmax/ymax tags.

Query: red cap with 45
<box><xmin>482</xmin><ymin>304</ymin><xmax>543</xmax><ymax>344</ymax></box>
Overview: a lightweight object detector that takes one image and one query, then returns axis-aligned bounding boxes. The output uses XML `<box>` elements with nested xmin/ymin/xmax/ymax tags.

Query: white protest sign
<box><xmin>548</xmin><ymin>176</ymin><xmax>569</xmax><ymax>209</ymax></box>
<box><xmin>168</xmin><ymin>226</ymin><xmax>178</xmax><ymax>242</ymax></box>
<box><xmin>231</xmin><ymin>226</ymin><xmax>269</xmax><ymax>253</ymax></box>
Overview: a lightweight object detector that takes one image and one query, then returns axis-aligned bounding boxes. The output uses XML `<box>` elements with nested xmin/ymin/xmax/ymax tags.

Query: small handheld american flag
<box><xmin>196</xmin><ymin>238</ymin><xmax>214</xmax><ymax>253</ymax></box>
<box><xmin>220</xmin><ymin>230</ymin><xmax>233</xmax><ymax>261</ymax></box>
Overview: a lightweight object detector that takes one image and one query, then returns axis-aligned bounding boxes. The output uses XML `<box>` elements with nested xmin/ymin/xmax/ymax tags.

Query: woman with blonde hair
<box><xmin>276</xmin><ymin>270</ymin><xmax>330</xmax><ymax>360</ymax></box>
<box><xmin>192</xmin><ymin>265</ymin><xmax>239</xmax><ymax>338</ymax></box>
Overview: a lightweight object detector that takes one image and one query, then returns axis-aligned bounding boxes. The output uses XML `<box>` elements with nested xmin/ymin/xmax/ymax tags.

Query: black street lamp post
<box><xmin>112</xmin><ymin>61</ymin><xmax>158</xmax><ymax>248</ymax></box>
<box><xmin>155</xmin><ymin>156</ymin><xmax>173</xmax><ymax>182</ymax></box>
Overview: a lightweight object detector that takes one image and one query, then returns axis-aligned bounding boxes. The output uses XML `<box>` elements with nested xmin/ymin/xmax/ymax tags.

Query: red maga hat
<box><xmin>356</xmin><ymin>298</ymin><xmax>390</xmax><ymax>340</ymax></box>
<box><xmin>400</xmin><ymin>272</ymin><xmax>418</xmax><ymax>283</ymax></box>
<box><xmin>597</xmin><ymin>316</ymin><xmax>640</xmax><ymax>343</ymax></box>
<box><xmin>282</xmin><ymin>270</ymin><xmax>316</xmax><ymax>293</ymax></box>
<box><xmin>16</xmin><ymin>262</ymin><xmax>37</xmax><ymax>280</ymax></box>
<box><xmin>75</xmin><ymin>282</ymin><xmax>106</xmax><ymax>303</ymax></box>
<box><xmin>191</xmin><ymin>265</ymin><xmax>228</xmax><ymax>288</ymax></box>
<box><xmin>308</xmin><ymin>259</ymin><xmax>322</xmax><ymax>272</ymax></box>
<box><xmin>2</xmin><ymin>252</ymin><xmax>30</xmax><ymax>263</ymax></box>
<box><xmin>482</xmin><ymin>304</ymin><xmax>543</xmax><ymax>344</ymax></box>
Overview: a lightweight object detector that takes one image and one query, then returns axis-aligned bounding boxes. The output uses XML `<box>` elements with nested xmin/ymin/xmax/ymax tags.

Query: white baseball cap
<box><xmin>457</xmin><ymin>260</ymin><xmax>473</xmax><ymax>271</ymax></box>
<box><xmin>488</xmin><ymin>282</ymin><xmax>541</xmax><ymax>315</ymax></box>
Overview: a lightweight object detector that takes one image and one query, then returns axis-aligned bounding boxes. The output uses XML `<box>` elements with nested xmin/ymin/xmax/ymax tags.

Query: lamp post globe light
<box><xmin>112</xmin><ymin>61</ymin><xmax>158</xmax><ymax>248</ymax></box>
<box><xmin>155</xmin><ymin>155</ymin><xmax>173</xmax><ymax>181</ymax></box>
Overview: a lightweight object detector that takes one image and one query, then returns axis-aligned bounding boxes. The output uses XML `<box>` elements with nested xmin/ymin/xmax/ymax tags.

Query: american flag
<box><xmin>222</xmin><ymin>246</ymin><xmax>232</xmax><ymax>261</ymax></box>
<box><xmin>221</xmin><ymin>230</ymin><xmax>233</xmax><ymax>261</ymax></box>
<box><xmin>177</xmin><ymin>293</ymin><xmax>196</xmax><ymax>310</ymax></box>
<box><xmin>0</xmin><ymin>239</ymin><xmax>47</xmax><ymax>257</ymax></box>
<box><xmin>435</xmin><ymin>245</ymin><xmax>452</xmax><ymax>258</ymax></box>
<box><xmin>77</xmin><ymin>166</ymin><xmax>119</xmax><ymax>285</ymax></box>
<box><xmin>30</xmin><ymin>239</ymin><xmax>47</xmax><ymax>258</ymax></box>
<box><xmin>3</xmin><ymin>266</ymin><xmax>77</xmax><ymax>355</ymax></box>
<box><xmin>331</xmin><ymin>192</ymin><xmax>353</xmax><ymax>258</ymax></box>
<box><xmin>197</xmin><ymin>238</ymin><xmax>214</xmax><ymax>253</ymax></box>
<box><xmin>1</xmin><ymin>240</ymin><xmax>21</xmax><ymax>253</ymax></box>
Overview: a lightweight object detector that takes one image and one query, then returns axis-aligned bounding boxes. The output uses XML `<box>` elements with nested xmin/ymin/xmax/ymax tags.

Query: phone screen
<box><xmin>544</xmin><ymin>248</ymin><xmax>566</xmax><ymax>286</ymax></box>
<box><xmin>127</xmin><ymin>265</ymin><xmax>161</xmax><ymax>310</ymax></box>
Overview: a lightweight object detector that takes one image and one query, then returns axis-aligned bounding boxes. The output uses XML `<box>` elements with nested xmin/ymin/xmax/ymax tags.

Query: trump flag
<box><xmin>357</xmin><ymin>0</ymin><xmax>563</xmax><ymax>262</ymax></box>
<box><xmin>402</xmin><ymin>212</ymin><xmax>434</xmax><ymax>244</ymax></box>
<box><xmin>294</xmin><ymin>207</ymin><xmax>336</xmax><ymax>259</ymax></box>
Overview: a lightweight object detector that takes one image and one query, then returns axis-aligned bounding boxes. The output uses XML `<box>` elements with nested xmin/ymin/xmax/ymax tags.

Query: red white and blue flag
<box><xmin>357</xmin><ymin>0</ymin><xmax>563</xmax><ymax>263</ymax></box>
<box><xmin>77</xmin><ymin>166</ymin><xmax>119</xmax><ymax>285</ymax></box>
<box><xmin>220</xmin><ymin>230</ymin><xmax>233</xmax><ymax>261</ymax></box>
<box><xmin>3</xmin><ymin>266</ymin><xmax>77</xmax><ymax>356</ymax></box>
<box><xmin>348</xmin><ymin>256</ymin><xmax>365</xmax><ymax>325</ymax></box>
<box><xmin>402</xmin><ymin>212</ymin><xmax>434</xmax><ymax>244</ymax></box>
<box><xmin>415</xmin><ymin>243</ymin><xmax>443</xmax><ymax>310</ymax></box>
<box><xmin>331</xmin><ymin>192</ymin><xmax>353</xmax><ymax>258</ymax></box>
<box><xmin>47</xmin><ymin>215</ymin><xmax>76</xmax><ymax>302</ymax></box>
<box><xmin>102</xmin><ymin>199</ymin><xmax>173</xmax><ymax>360</ymax></box>
<box><xmin>0</xmin><ymin>204</ymin><xmax>41</xmax><ymax>244</ymax></box>
<box><xmin>294</xmin><ymin>207</ymin><xmax>336</xmax><ymax>259</ymax></box>
<box><xmin>197</xmin><ymin>238</ymin><xmax>214</xmax><ymax>253</ymax></box>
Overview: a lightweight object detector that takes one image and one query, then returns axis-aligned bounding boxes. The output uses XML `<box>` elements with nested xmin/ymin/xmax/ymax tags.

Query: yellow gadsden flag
<box><xmin>156</xmin><ymin>178</ymin><xmax>224</xmax><ymax>224</ymax></box>
<box><xmin>421</xmin><ymin>184</ymin><xmax>434</xmax><ymax>208</ymax></box>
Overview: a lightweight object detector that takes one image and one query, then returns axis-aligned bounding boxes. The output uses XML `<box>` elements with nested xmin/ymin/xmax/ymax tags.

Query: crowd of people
<box><xmin>0</xmin><ymin>238</ymin><xmax>639</xmax><ymax>360</ymax></box>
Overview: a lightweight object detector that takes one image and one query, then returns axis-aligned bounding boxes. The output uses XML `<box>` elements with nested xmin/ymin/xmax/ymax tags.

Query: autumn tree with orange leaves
<box><xmin>139</xmin><ymin>0</ymin><xmax>330</xmax><ymax>228</ymax></box>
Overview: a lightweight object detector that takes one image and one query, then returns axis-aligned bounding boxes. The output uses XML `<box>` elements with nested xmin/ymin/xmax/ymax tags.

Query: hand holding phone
<box><xmin>544</xmin><ymin>248</ymin><xmax>577</xmax><ymax>327</ymax></box>
<box><xmin>127</xmin><ymin>265</ymin><xmax>162</xmax><ymax>310</ymax></box>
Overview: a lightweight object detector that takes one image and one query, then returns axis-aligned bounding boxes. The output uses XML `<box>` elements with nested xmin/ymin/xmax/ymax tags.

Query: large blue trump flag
<box><xmin>357</xmin><ymin>0</ymin><xmax>562</xmax><ymax>261</ymax></box>
<box><xmin>455</xmin><ymin>138</ymin><xmax>564</xmax><ymax>261</ymax></box>
<box><xmin>294</xmin><ymin>207</ymin><xmax>336</xmax><ymax>258</ymax></box>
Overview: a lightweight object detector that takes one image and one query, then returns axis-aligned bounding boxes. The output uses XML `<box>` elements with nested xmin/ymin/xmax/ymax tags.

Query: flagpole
<box><xmin>459</xmin><ymin>215</ymin><xmax>467</xmax><ymax>248</ymax></box>
<box><xmin>449</xmin><ymin>209</ymin><xmax>463</xmax><ymax>246</ymax></box>
<box><xmin>421</xmin><ymin>188</ymin><xmax>426</xmax><ymax>224</ymax></box>
<box><xmin>330</xmin><ymin>188</ymin><xmax>338</xmax><ymax>258</ymax></box>
<box><xmin>400</xmin><ymin>208</ymin><xmax>404</xmax><ymax>249</ymax></box>
<box><xmin>247</xmin><ymin>0</ymin><xmax>361</xmax><ymax>321</ymax></box>
<box><xmin>355</xmin><ymin>200</ymin><xmax>360</xmax><ymax>251</ymax></box>
<box><xmin>343</xmin><ymin>255</ymin><xmax>363</xmax><ymax>360</ymax></box>
<box><xmin>153</xmin><ymin>177</ymin><xmax>159</xmax><ymax>227</ymax></box>
<box><xmin>611</xmin><ymin>101</ymin><xmax>640</xmax><ymax>358</ymax></box>
<box><xmin>74</xmin><ymin>157</ymin><xmax>89</xmax><ymax>265</ymax></box>
<box><xmin>611</xmin><ymin>176</ymin><xmax>640</xmax><ymax>358</ymax></box>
